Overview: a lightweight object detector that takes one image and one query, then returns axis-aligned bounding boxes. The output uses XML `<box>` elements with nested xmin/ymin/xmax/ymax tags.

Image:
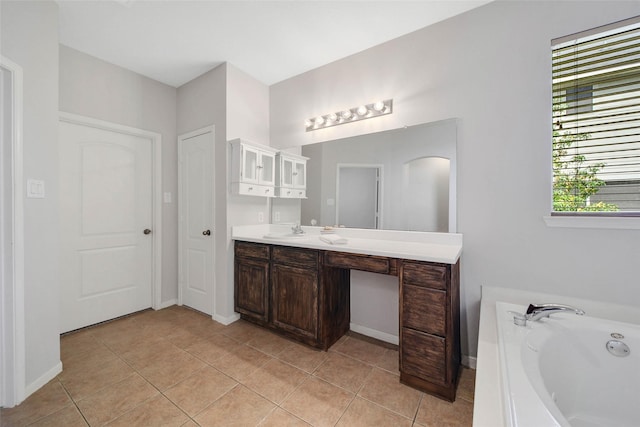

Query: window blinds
<box><xmin>552</xmin><ymin>18</ymin><xmax>640</xmax><ymax>213</ymax></box>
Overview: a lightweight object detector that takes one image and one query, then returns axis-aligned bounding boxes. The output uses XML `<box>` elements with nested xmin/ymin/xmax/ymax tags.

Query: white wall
<box><xmin>1</xmin><ymin>0</ymin><xmax>61</xmax><ymax>392</ymax></box>
<box><xmin>177</xmin><ymin>63</ymin><xmax>270</xmax><ymax>323</ymax></box>
<box><xmin>177</xmin><ymin>64</ymin><xmax>231</xmax><ymax>321</ymax></box>
<box><xmin>270</xmin><ymin>0</ymin><xmax>640</xmax><ymax>358</ymax></box>
<box><xmin>59</xmin><ymin>46</ymin><xmax>178</xmax><ymax>304</ymax></box>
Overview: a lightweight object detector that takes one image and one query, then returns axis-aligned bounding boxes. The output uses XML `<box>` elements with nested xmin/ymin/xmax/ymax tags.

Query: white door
<box><xmin>179</xmin><ymin>128</ymin><xmax>214</xmax><ymax>315</ymax></box>
<box><xmin>59</xmin><ymin>121</ymin><xmax>153</xmax><ymax>333</ymax></box>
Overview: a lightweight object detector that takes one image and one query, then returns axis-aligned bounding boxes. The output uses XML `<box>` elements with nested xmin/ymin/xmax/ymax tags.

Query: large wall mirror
<box><xmin>271</xmin><ymin>118</ymin><xmax>457</xmax><ymax>233</ymax></box>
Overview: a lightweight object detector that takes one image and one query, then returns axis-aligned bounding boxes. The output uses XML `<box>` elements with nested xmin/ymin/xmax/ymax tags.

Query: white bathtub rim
<box><xmin>474</xmin><ymin>286</ymin><xmax>640</xmax><ymax>427</ymax></box>
<box><xmin>496</xmin><ymin>302</ymin><xmax>566</xmax><ymax>427</ymax></box>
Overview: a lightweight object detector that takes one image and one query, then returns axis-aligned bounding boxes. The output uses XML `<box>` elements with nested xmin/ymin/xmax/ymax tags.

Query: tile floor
<box><xmin>0</xmin><ymin>306</ymin><xmax>475</xmax><ymax>426</ymax></box>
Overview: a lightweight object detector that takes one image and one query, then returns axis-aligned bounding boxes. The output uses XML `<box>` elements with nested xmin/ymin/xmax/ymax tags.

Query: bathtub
<box><xmin>496</xmin><ymin>301</ymin><xmax>639</xmax><ymax>427</ymax></box>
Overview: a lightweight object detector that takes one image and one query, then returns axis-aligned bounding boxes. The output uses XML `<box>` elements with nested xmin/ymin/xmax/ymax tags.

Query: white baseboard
<box><xmin>23</xmin><ymin>361</ymin><xmax>62</xmax><ymax>402</ymax></box>
<box><xmin>462</xmin><ymin>355</ymin><xmax>477</xmax><ymax>369</ymax></box>
<box><xmin>349</xmin><ymin>323</ymin><xmax>399</xmax><ymax>345</ymax></box>
<box><xmin>214</xmin><ymin>312</ymin><xmax>241</xmax><ymax>326</ymax></box>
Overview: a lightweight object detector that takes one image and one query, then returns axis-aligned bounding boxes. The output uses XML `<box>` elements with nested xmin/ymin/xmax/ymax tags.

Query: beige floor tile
<box><xmin>280</xmin><ymin>377</ymin><xmax>354</xmax><ymax>427</ymax></box>
<box><xmin>185</xmin><ymin>333</ymin><xmax>242</xmax><ymax>365</ymax></box>
<box><xmin>220</xmin><ymin>320</ymin><xmax>266</xmax><ymax>343</ymax></box>
<box><xmin>457</xmin><ymin>368</ymin><xmax>476</xmax><ymax>403</ymax></box>
<box><xmin>59</xmin><ymin>357</ymin><xmax>136</xmax><ymax>401</ymax></box>
<box><xmin>211</xmin><ymin>345</ymin><xmax>272</xmax><ymax>381</ymax></box>
<box><xmin>58</xmin><ymin>342</ymin><xmax>118</xmax><ymax>380</ymax></box>
<box><xmin>89</xmin><ymin>316</ymin><xmax>142</xmax><ymax>346</ymax></box>
<box><xmin>137</xmin><ymin>348</ymin><xmax>207</xmax><ymax>391</ymax></box>
<box><xmin>4</xmin><ymin>307</ymin><xmax>477</xmax><ymax>427</ymax></box>
<box><xmin>60</xmin><ymin>329</ymin><xmax>103</xmax><ymax>362</ymax></box>
<box><xmin>242</xmin><ymin>359</ymin><xmax>309</xmax><ymax>404</ymax></box>
<box><xmin>163</xmin><ymin>325</ymin><xmax>214</xmax><ymax>349</ymax></box>
<box><xmin>313</xmin><ymin>353</ymin><xmax>372</xmax><ymax>393</ymax></box>
<box><xmin>0</xmin><ymin>380</ymin><xmax>72</xmax><ymax>427</ymax></box>
<box><xmin>164</xmin><ymin>366</ymin><xmax>237</xmax><ymax>417</ymax></box>
<box><xmin>336</xmin><ymin>396</ymin><xmax>413</xmax><ymax>427</ymax></box>
<box><xmin>331</xmin><ymin>336</ymin><xmax>387</xmax><ymax>366</ymax></box>
<box><xmin>119</xmin><ymin>336</ymin><xmax>181</xmax><ymax>369</ymax></box>
<box><xmin>414</xmin><ymin>393</ymin><xmax>474</xmax><ymax>427</ymax></box>
<box><xmin>276</xmin><ymin>342</ymin><xmax>328</xmax><ymax>373</ymax></box>
<box><xmin>245</xmin><ymin>330</ymin><xmax>296</xmax><ymax>356</ymax></box>
<box><xmin>258</xmin><ymin>408</ymin><xmax>311</xmax><ymax>426</ymax></box>
<box><xmin>375</xmin><ymin>348</ymin><xmax>400</xmax><ymax>374</ymax></box>
<box><xmin>194</xmin><ymin>385</ymin><xmax>275</xmax><ymax>427</ymax></box>
<box><xmin>28</xmin><ymin>404</ymin><xmax>88</xmax><ymax>427</ymax></box>
<box><xmin>76</xmin><ymin>373</ymin><xmax>159</xmax><ymax>426</ymax></box>
<box><xmin>358</xmin><ymin>368</ymin><xmax>422</xmax><ymax>419</ymax></box>
<box><xmin>105</xmin><ymin>394</ymin><xmax>189</xmax><ymax>426</ymax></box>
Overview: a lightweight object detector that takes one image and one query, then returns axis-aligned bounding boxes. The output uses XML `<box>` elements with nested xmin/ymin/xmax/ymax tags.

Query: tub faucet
<box><xmin>525</xmin><ymin>303</ymin><xmax>585</xmax><ymax>322</ymax></box>
<box><xmin>291</xmin><ymin>222</ymin><xmax>305</xmax><ymax>235</ymax></box>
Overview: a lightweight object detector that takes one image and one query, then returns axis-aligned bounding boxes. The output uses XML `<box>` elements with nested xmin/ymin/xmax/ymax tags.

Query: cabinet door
<box><xmin>293</xmin><ymin>160</ymin><xmax>306</xmax><ymax>188</ymax></box>
<box><xmin>281</xmin><ymin>157</ymin><xmax>294</xmax><ymax>187</ymax></box>
<box><xmin>401</xmin><ymin>328</ymin><xmax>447</xmax><ymax>385</ymax></box>
<box><xmin>259</xmin><ymin>151</ymin><xmax>275</xmax><ymax>186</ymax></box>
<box><xmin>235</xmin><ymin>257</ymin><xmax>269</xmax><ymax>323</ymax></box>
<box><xmin>241</xmin><ymin>145</ymin><xmax>260</xmax><ymax>183</ymax></box>
<box><xmin>271</xmin><ymin>263</ymin><xmax>318</xmax><ymax>340</ymax></box>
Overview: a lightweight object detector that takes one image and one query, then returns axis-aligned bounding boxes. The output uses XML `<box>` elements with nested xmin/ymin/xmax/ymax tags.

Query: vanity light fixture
<box><xmin>305</xmin><ymin>99</ymin><xmax>393</xmax><ymax>132</ymax></box>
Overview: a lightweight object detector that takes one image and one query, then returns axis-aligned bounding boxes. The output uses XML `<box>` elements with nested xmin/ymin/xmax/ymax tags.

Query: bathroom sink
<box><xmin>263</xmin><ymin>233</ymin><xmax>309</xmax><ymax>240</ymax></box>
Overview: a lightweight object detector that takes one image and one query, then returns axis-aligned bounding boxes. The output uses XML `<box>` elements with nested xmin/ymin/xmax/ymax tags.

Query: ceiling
<box><xmin>57</xmin><ymin>0</ymin><xmax>491</xmax><ymax>88</ymax></box>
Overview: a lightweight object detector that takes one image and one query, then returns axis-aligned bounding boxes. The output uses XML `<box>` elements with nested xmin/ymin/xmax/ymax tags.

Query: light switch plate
<box><xmin>26</xmin><ymin>179</ymin><xmax>45</xmax><ymax>198</ymax></box>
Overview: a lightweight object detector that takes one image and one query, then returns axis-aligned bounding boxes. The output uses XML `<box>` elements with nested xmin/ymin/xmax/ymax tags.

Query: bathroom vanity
<box><xmin>232</xmin><ymin>225</ymin><xmax>462</xmax><ymax>401</ymax></box>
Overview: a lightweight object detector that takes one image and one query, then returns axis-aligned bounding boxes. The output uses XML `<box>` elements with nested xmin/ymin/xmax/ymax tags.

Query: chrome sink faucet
<box><xmin>291</xmin><ymin>222</ymin><xmax>305</xmax><ymax>235</ymax></box>
<box><xmin>514</xmin><ymin>303</ymin><xmax>585</xmax><ymax>326</ymax></box>
<box><xmin>526</xmin><ymin>303</ymin><xmax>585</xmax><ymax>321</ymax></box>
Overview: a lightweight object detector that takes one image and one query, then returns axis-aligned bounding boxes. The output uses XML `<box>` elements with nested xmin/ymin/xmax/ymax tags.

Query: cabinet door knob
<box><xmin>143</xmin><ymin>229</ymin><xmax>152</xmax><ymax>235</ymax></box>
<box><xmin>202</xmin><ymin>229</ymin><xmax>211</xmax><ymax>236</ymax></box>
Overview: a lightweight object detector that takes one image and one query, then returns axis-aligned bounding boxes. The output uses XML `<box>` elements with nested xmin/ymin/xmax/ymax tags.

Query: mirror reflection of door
<box><xmin>336</xmin><ymin>165</ymin><xmax>382</xmax><ymax>229</ymax></box>
<box><xmin>402</xmin><ymin>157</ymin><xmax>449</xmax><ymax>232</ymax></box>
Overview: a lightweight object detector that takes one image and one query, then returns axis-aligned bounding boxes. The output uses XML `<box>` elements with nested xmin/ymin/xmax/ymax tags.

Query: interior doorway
<box><xmin>58</xmin><ymin>113</ymin><xmax>162</xmax><ymax>334</ymax></box>
<box><xmin>336</xmin><ymin>164</ymin><xmax>382</xmax><ymax>229</ymax></box>
<box><xmin>0</xmin><ymin>56</ymin><xmax>25</xmax><ymax>408</ymax></box>
<box><xmin>178</xmin><ymin>126</ymin><xmax>215</xmax><ymax>315</ymax></box>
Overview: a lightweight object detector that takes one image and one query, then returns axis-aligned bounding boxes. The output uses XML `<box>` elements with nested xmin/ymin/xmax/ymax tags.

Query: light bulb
<box><xmin>357</xmin><ymin>105</ymin><xmax>368</xmax><ymax>116</ymax></box>
<box><xmin>327</xmin><ymin>113</ymin><xmax>337</xmax><ymax>123</ymax></box>
<box><xmin>373</xmin><ymin>101</ymin><xmax>385</xmax><ymax>112</ymax></box>
<box><xmin>315</xmin><ymin>116</ymin><xmax>325</xmax><ymax>126</ymax></box>
<box><xmin>304</xmin><ymin>119</ymin><xmax>312</xmax><ymax>128</ymax></box>
<box><xmin>341</xmin><ymin>110</ymin><xmax>353</xmax><ymax>120</ymax></box>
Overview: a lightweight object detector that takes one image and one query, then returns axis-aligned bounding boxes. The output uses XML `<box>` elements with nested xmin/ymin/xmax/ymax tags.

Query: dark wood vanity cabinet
<box><xmin>270</xmin><ymin>246</ymin><xmax>321</xmax><ymax>344</ymax></box>
<box><xmin>234</xmin><ymin>240</ymin><xmax>461</xmax><ymax>401</ymax></box>
<box><xmin>234</xmin><ymin>242</ymin><xmax>270</xmax><ymax>323</ymax></box>
<box><xmin>234</xmin><ymin>241</ymin><xmax>349</xmax><ymax>350</ymax></box>
<box><xmin>399</xmin><ymin>260</ymin><xmax>460</xmax><ymax>401</ymax></box>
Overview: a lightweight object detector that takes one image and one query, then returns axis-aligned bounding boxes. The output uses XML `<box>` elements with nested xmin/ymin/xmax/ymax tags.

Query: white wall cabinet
<box><xmin>230</xmin><ymin>139</ymin><xmax>278</xmax><ymax>197</ymax></box>
<box><xmin>276</xmin><ymin>152</ymin><xmax>308</xmax><ymax>198</ymax></box>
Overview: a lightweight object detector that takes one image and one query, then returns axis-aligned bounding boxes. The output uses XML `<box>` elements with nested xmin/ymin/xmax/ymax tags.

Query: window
<box><xmin>552</xmin><ymin>17</ymin><xmax>640</xmax><ymax>215</ymax></box>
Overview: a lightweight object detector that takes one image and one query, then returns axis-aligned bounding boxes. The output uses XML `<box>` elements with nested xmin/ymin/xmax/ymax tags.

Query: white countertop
<box><xmin>231</xmin><ymin>224</ymin><xmax>462</xmax><ymax>264</ymax></box>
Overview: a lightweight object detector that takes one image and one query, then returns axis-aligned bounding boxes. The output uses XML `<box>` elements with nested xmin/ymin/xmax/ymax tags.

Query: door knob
<box><xmin>202</xmin><ymin>230</ymin><xmax>211</xmax><ymax>236</ymax></box>
<box><xmin>143</xmin><ymin>229</ymin><xmax>152</xmax><ymax>235</ymax></box>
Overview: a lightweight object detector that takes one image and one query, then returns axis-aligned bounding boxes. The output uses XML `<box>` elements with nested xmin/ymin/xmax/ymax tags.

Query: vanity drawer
<box><xmin>401</xmin><ymin>328</ymin><xmax>447</xmax><ymax>385</ymax></box>
<box><xmin>402</xmin><ymin>262</ymin><xmax>448</xmax><ymax>290</ymax></box>
<box><xmin>323</xmin><ymin>251</ymin><xmax>395</xmax><ymax>275</ymax></box>
<box><xmin>235</xmin><ymin>241</ymin><xmax>270</xmax><ymax>260</ymax></box>
<box><xmin>402</xmin><ymin>284</ymin><xmax>446</xmax><ymax>336</ymax></box>
<box><xmin>272</xmin><ymin>246</ymin><xmax>318</xmax><ymax>268</ymax></box>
